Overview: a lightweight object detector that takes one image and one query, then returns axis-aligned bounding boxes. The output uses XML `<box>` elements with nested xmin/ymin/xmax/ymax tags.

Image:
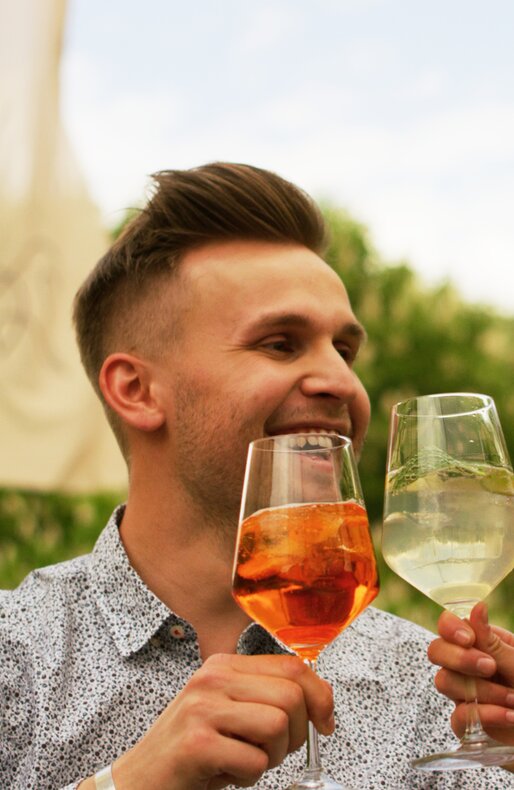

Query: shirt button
<box><xmin>170</xmin><ymin>624</ymin><xmax>185</xmax><ymax>639</ymax></box>
<box><xmin>150</xmin><ymin>636</ymin><xmax>160</xmax><ymax>647</ymax></box>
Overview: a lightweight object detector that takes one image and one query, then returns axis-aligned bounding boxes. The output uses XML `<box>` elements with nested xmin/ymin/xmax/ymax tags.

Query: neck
<box><xmin>118</xmin><ymin>484</ymin><xmax>252</xmax><ymax>658</ymax></box>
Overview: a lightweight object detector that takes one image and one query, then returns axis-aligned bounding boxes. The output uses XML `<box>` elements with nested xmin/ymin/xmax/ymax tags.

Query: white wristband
<box><xmin>94</xmin><ymin>764</ymin><xmax>116</xmax><ymax>790</ymax></box>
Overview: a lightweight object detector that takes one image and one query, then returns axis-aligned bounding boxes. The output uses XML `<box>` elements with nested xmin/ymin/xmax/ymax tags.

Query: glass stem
<box><xmin>305</xmin><ymin>659</ymin><xmax>323</xmax><ymax>774</ymax></box>
<box><xmin>462</xmin><ymin>676</ymin><xmax>490</xmax><ymax>745</ymax></box>
<box><xmin>450</xmin><ymin>606</ymin><xmax>490</xmax><ymax>746</ymax></box>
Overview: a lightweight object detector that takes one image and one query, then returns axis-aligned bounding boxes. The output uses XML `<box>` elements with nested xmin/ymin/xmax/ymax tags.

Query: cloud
<box><xmin>235</xmin><ymin>4</ymin><xmax>295</xmax><ymax>54</ymax></box>
<box><xmin>61</xmin><ymin>49</ymin><xmax>185</xmax><ymax>218</ymax></box>
<box><xmin>60</xmin><ymin>36</ymin><xmax>514</xmax><ymax>314</ymax></box>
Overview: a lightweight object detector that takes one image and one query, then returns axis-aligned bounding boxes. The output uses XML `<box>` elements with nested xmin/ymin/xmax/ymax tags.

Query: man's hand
<box><xmin>100</xmin><ymin>653</ymin><xmax>333</xmax><ymax>790</ymax></box>
<box><xmin>428</xmin><ymin>602</ymin><xmax>514</xmax><ymax>748</ymax></box>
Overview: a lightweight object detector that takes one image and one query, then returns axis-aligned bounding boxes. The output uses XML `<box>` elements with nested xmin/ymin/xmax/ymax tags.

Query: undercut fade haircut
<box><xmin>73</xmin><ymin>162</ymin><xmax>327</xmax><ymax>444</ymax></box>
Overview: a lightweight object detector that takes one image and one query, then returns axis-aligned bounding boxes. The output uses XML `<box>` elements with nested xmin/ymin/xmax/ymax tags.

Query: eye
<box><xmin>335</xmin><ymin>344</ymin><xmax>357</xmax><ymax>364</ymax></box>
<box><xmin>260</xmin><ymin>336</ymin><xmax>295</xmax><ymax>355</ymax></box>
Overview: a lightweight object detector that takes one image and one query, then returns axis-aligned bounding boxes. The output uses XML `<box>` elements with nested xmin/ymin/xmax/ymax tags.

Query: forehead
<box><xmin>178</xmin><ymin>240</ymin><xmax>359</xmax><ymax>332</ymax></box>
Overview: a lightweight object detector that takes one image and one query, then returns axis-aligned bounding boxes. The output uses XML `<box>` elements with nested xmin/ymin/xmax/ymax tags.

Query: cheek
<box><xmin>359</xmin><ymin>387</ymin><xmax>371</xmax><ymax>424</ymax></box>
<box><xmin>245</xmin><ymin>373</ymin><xmax>295</xmax><ymax>414</ymax></box>
<box><xmin>349</xmin><ymin>383</ymin><xmax>371</xmax><ymax>448</ymax></box>
<box><xmin>172</xmin><ymin>359</ymin><xmax>295</xmax><ymax>440</ymax></box>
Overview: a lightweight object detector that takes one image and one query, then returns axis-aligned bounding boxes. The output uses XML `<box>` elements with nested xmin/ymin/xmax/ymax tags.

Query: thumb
<box><xmin>469</xmin><ymin>602</ymin><xmax>514</xmax><ymax>686</ymax></box>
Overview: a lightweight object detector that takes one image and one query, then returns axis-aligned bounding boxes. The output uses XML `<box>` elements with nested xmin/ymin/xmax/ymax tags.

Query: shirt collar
<box><xmin>88</xmin><ymin>506</ymin><xmax>297</xmax><ymax>660</ymax></box>
<box><xmin>89</xmin><ymin>505</ymin><xmax>177</xmax><ymax>657</ymax></box>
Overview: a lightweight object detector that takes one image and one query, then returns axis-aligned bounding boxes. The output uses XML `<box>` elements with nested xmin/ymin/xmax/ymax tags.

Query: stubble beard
<box><xmin>171</xmin><ymin>382</ymin><xmax>253</xmax><ymax>553</ymax></box>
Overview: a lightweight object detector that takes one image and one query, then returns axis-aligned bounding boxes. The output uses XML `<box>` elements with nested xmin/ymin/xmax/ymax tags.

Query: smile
<box><xmin>277</xmin><ymin>428</ymin><xmax>343</xmax><ymax>451</ymax></box>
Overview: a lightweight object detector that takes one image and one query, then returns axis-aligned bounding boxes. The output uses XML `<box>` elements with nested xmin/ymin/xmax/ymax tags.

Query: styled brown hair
<box><xmin>73</xmin><ymin>162</ymin><xmax>327</xmax><ymax>407</ymax></box>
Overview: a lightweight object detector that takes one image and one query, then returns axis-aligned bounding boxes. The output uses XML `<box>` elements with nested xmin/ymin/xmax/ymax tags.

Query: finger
<box><xmin>207</xmin><ymin>653</ymin><xmax>334</xmax><ymax>735</ymax></box>
<box><xmin>469</xmin><ymin>603</ymin><xmax>514</xmax><ymax>686</ymax></box>
<box><xmin>435</xmin><ymin>668</ymin><xmax>514</xmax><ymax>708</ymax></box>
<box><xmin>491</xmin><ymin>624</ymin><xmax>514</xmax><ymax>648</ymax></box>
<box><xmin>209</xmin><ymin>774</ymin><xmax>264</xmax><ymax>790</ymax></box>
<box><xmin>213</xmin><ymin>701</ymin><xmax>291</xmax><ymax>769</ymax></box>
<box><xmin>182</xmin><ymin>666</ymin><xmax>301</xmax><ymax>759</ymax></box>
<box><xmin>428</xmin><ymin>637</ymin><xmax>497</xmax><ymax>678</ymax></box>
<box><xmin>450</xmin><ymin>702</ymin><xmax>514</xmax><ymax>743</ymax></box>
<box><xmin>117</xmin><ymin>720</ymin><xmax>270</xmax><ymax>790</ymax></box>
<box><xmin>273</xmin><ymin>656</ymin><xmax>334</xmax><ymax>735</ymax></box>
<box><xmin>196</xmin><ymin>731</ymin><xmax>270</xmax><ymax>788</ymax></box>
<box><xmin>216</xmin><ymin>671</ymin><xmax>309</xmax><ymax>752</ymax></box>
<box><xmin>437</xmin><ymin>610</ymin><xmax>476</xmax><ymax>647</ymax></box>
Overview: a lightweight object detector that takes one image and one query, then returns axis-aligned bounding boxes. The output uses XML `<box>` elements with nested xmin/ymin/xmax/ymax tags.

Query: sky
<box><xmin>61</xmin><ymin>0</ymin><xmax>514</xmax><ymax>315</ymax></box>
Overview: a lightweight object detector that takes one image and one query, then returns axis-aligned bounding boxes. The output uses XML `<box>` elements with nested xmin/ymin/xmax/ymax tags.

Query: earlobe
<box><xmin>99</xmin><ymin>353</ymin><xmax>166</xmax><ymax>432</ymax></box>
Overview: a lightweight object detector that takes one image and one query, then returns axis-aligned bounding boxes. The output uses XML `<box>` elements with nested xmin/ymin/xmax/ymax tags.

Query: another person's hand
<box><xmin>428</xmin><ymin>602</ymin><xmax>514</xmax><ymax>750</ymax></box>
<box><xmin>82</xmin><ymin>653</ymin><xmax>334</xmax><ymax>790</ymax></box>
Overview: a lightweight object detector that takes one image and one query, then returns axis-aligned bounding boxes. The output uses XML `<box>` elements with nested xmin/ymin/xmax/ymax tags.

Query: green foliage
<box><xmin>325</xmin><ymin>208</ymin><xmax>514</xmax><ymax>523</ymax></box>
<box><xmin>323</xmin><ymin>206</ymin><xmax>514</xmax><ymax>631</ymax></box>
<box><xmin>0</xmin><ymin>489</ymin><xmax>121</xmax><ymax>588</ymax></box>
<box><xmin>109</xmin><ymin>207</ymin><xmax>141</xmax><ymax>240</ymax></box>
<box><xmin>1</xmin><ymin>206</ymin><xmax>513</xmax><ymax>632</ymax></box>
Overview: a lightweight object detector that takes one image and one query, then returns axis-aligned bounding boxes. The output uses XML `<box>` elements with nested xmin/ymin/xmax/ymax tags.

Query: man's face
<box><xmin>156</xmin><ymin>240</ymin><xmax>371</xmax><ymax>528</ymax></box>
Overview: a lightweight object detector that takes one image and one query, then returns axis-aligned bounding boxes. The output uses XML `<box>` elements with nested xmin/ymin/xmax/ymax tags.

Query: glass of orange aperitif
<box><xmin>232</xmin><ymin>433</ymin><xmax>379</xmax><ymax>789</ymax></box>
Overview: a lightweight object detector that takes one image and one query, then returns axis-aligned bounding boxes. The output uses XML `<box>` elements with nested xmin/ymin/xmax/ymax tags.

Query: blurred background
<box><xmin>1</xmin><ymin>0</ymin><xmax>513</xmax><ymax>631</ymax></box>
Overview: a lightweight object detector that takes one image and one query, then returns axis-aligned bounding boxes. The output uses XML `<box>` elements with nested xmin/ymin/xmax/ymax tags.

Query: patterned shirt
<box><xmin>0</xmin><ymin>506</ymin><xmax>512</xmax><ymax>790</ymax></box>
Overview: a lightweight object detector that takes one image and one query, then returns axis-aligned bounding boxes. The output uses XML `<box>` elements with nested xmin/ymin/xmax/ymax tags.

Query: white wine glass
<box><xmin>382</xmin><ymin>392</ymin><xmax>514</xmax><ymax>770</ymax></box>
<box><xmin>232</xmin><ymin>433</ymin><xmax>379</xmax><ymax>790</ymax></box>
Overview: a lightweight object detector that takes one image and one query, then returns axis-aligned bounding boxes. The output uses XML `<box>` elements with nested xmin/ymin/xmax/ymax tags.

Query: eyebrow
<box><xmin>246</xmin><ymin>311</ymin><xmax>368</xmax><ymax>344</ymax></box>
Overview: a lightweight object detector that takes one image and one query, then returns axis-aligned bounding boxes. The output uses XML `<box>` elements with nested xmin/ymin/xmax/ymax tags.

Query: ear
<box><xmin>99</xmin><ymin>353</ymin><xmax>166</xmax><ymax>432</ymax></box>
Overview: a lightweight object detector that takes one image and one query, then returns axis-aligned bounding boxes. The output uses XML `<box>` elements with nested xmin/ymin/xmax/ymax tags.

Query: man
<box><xmin>1</xmin><ymin>163</ymin><xmax>513</xmax><ymax>789</ymax></box>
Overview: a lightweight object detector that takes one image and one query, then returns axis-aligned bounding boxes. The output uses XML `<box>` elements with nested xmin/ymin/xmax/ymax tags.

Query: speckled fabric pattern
<box><xmin>0</xmin><ymin>506</ymin><xmax>512</xmax><ymax>789</ymax></box>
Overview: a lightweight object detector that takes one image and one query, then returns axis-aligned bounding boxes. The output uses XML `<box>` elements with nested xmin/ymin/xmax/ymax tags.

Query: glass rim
<box><xmin>249</xmin><ymin>433</ymin><xmax>353</xmax><ymax>452</ymax></box>
<box><xmin>392</xmin><ymin>392</ymin><xmax>494</xmax><ymax>419</ymax></box>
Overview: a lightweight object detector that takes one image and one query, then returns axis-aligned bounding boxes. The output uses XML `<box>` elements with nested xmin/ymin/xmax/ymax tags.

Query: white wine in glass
<box><xmin>382</xmin><ymin>392</ymin><xmax>514</xmax><ymax>770</ymax></box>
<box><xmin>233</xmin><ymin>433</ymin><xmax>379</xmax><ymax>789</ymax></box>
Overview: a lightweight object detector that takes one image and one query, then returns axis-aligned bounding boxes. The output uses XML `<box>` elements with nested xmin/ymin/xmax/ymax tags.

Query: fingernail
<box><xmin>506</xmin><ymin>711</ymin><xmax>514</xmax><ymax>723</ymax></box>
<box><xmin>325</xmin><ymin>713</ymin><xmax>335</xmax><ymax>734</ymax></box>
<box><xmin>455</xmin><ymin>629</ymin><xmax>473</xmax><ymax>646</ymax></box>
<box><xmin>477</xmin><ymin>657</ymin><xmax>496</xmax><ymax>675</ymax></box>
<box><xmin>506</xmin><ymin>694</ymin><xmax>514</xmax><ymax>707</ymax></box>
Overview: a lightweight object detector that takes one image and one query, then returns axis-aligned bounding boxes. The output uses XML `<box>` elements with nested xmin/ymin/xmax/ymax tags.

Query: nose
<box><xmin>299</xmin><ymin>343</ymin><xmax>359</xmax><ymax>402</ymax></box>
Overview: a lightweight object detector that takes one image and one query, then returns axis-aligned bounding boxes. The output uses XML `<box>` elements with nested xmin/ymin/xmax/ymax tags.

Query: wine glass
<box><xmin>232</xmin><ymin>433</ymin><xmax>379</xmax><ymax>790</ymax></box>
<box><xmin>382</xmin><ymin>392</ymin><xmax>514</xmax><ymax>770</ymax></box>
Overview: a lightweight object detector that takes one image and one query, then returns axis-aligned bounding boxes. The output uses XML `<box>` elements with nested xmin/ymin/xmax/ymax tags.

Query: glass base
<box><xmin>412</xmin><ymin>739</ymin><xmax>514</xmax><ymax>771</ymax></box>
<box><xmin>287</xmin><ymin>768</ymin><xmax>352</xmax><ymax>789</ymax></box>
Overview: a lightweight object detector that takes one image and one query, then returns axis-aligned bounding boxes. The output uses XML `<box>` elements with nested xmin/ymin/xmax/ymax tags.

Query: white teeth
<box><xmin>295</xmin><ymin>428</ymin><xmax>337</xmax><ymax>435</ymax></box>
<box><xmin>291</xmin><ymin>432</ymin><xmax>337</xmax><ymax>449</ymax></box>
<box><xmin>277</xmin><ymin>428</ymin><xmax>344</xmax><ymax>449</ymax></box>
<box><xmin>305</xmin><ymin>434</ymin><xmax>332</xmax><ymax>448</ymax></box>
